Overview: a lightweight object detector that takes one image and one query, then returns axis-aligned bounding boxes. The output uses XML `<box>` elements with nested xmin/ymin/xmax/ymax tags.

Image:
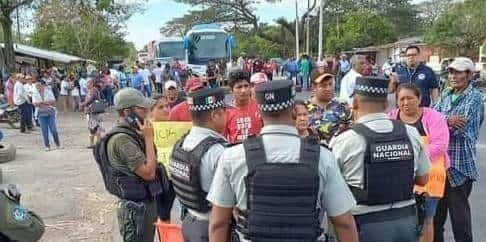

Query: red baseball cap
<box><xmin>184</xmin><ymin>77</ymin><xmax>205</xmax><ymax>92</ymax></box>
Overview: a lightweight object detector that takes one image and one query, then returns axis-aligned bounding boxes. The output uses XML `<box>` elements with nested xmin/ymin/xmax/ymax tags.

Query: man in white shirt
<box><xmin>339</xmin><ymin>54</ymin><xmax>366</xmax><ymax>106</ymax></box>
<box><xmin>79</xmin><ymin>74</ymin><xmax>88</xmax><ymax>102</ymax></box>
<box><xmin>140</xmin><ymin>64</ymin><xmax>152</xmax><ymax>97</ymax></box>
<box><xmin>13</xmin><ymin>74</ymin><xmax>33</xmax><ymax>133</ymax></box>
<box><xmin>152</xmin><ymin>62</ymin><xmax>164</xmax><ymax>94</ymax></box>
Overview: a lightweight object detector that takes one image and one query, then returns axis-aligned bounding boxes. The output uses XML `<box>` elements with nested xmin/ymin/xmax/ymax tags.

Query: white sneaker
<box><xmin>44</xmin><ymin>147</ymin><xmax>51</xmax><ymax>152</ymax></box>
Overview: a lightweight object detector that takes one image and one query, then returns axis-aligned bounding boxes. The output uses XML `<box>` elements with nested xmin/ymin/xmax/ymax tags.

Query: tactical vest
<box><xmin>169</xmin><ymin>135</ymin><xmax>226</xmax><ymax>213</ymax></box>
<box><xmin>93</xmin><ymin>126</ymin><xmax>162</xmax><ymax>202</ymax></box>
<box><xmin>237</xmin><ymin>135</ymin><xmax>321</xmax><ymax>242</ymax></box>
<box><xmin>350</xmin><ymin>120</ymin><xmax>415</xmax><ymax>205</ymax></box>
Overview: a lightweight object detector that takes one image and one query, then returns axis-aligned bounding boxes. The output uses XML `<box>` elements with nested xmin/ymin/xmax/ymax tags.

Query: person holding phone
<box><xmin>97</xmin><ymin>88</ymin><xmax>158</xmax><ymax>242</ymax></box>
<box><xmin>433</xmin><ymin>57</ymin><xmax>482</xmax><ymax>242</ymax></box>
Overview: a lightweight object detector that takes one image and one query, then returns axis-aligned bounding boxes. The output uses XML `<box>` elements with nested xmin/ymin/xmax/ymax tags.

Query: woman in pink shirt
<box><xmin>388</xmin><ymin>83</ymin><xmax>450</xmax><ymax>242</ymax></box>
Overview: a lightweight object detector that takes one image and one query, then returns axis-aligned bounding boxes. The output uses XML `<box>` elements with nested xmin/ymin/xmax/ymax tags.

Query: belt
<box><xmin>355</xmin><ymin>205</ymin><xmax>416</xmax><ymax>225</ymax></box>
<box><xmin>186</xmin><ymin>211</ymin><xmax>210</xmax><ymax>222</ymax></box>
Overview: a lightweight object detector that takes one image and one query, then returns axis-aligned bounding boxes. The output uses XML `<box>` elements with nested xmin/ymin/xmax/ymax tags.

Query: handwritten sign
<box><xmin>153</xmin><ymin>122</ymin><xmax>192</xmax><ymax>169</ymax></box>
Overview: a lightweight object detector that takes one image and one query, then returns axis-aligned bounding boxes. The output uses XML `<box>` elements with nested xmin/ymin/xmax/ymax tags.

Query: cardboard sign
<box><xmin>414</xmin><ymin>136</ymin><xmax>447</xmax><ymax>198</ymax></box>
<box><xmin>153</xmin><ymin>122</ymin><xmax>192</xmax><ymax>169</ymax></box>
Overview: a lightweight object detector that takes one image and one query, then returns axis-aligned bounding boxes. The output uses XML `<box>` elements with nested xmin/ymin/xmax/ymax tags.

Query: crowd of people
<box><xmin>1</xmin><ymin>43</ymin><xmax>484</xmax><ymax>242</ymax></box>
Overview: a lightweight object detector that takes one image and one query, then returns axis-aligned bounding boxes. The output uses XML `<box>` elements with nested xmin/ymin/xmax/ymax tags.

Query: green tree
<box><xmin>425</xmin><ymin>0</ymin><xmax>485</xmax><ymax>57</ymax></box>
<box><xmin>1</xmin><ymin>0</ymin><xmax>34</xmax><ymax>74</ymax></box>
<box><xmin>325</xmin><ymin>10</ymin><xmax>396</xmax><ymax>53</ymax></box>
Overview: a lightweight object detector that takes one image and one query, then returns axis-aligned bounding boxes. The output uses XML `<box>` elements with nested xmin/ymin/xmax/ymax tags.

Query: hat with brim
<box><xmin>448</xmin><ymin>57</ymin><xmax>475</xmax><ymax>72</ymax></box>
<box><xmin>114</xmin><ymin>88</ymin><xmax>156</xmax><ymax>111</ymax></box>
<box><xmin>313</xmin><ymin>73</ymin><xmax>334</xmax><ymax>84</ymax></box>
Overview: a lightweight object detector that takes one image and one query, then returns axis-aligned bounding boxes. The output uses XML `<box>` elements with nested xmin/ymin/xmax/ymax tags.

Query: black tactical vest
<box><xmin>93</xmin><ymin>126</ymin><xmax>162</xmax><ymax>202</ymax></box>
<box><xmin>237</xmin><ymin>135</ymin><xmax>321</xmax><ymax>242</ymax></box>
<box><xmin>350</xmin><ymin>120</ymin><xmax>415</xmax><ymax>205</ymax></box>
<box><xmin>169</xmin><ymin>135</ymin><xmax>226</xmax><ymax>213</ymax></box>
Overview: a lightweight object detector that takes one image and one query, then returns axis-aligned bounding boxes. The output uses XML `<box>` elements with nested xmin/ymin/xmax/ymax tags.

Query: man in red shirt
<box><xmin>225</xmin><ymin>69</ymin><xmax>263</xmax><ymax>144</ymax></box>
<box><xmin>168</xmin><ymin>77</ymin><xmax>205</xmax><ymax>121</ymax></box>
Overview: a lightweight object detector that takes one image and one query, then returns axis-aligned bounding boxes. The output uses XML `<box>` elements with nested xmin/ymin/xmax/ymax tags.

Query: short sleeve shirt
<box><xmin>330</xmin><ymin>113</ymin><xmax>431</xmax><ymax>215</ymax></box>
<box><xmin>168</xmin><ymin>101</ymin><xmax>191</xmax><ymax>122</ymax></box>
<box><xmin>207</xmin><ymin>125</ymin><xmax>356</xmax><ymax>241</ymax></box>
<box><xmin>395</xmin><ymin>63</ymin><xmax>439</xmax><ymax>107</ymax></box>
<box><xmin>107</xmin><ymin>130</ymin><xmax>145</xmax><ymax>174</ymax></box>
<box><xmin>225</xmin><ymin>100</ymin><xmax>263</xmax><ymax>144</ymax></box>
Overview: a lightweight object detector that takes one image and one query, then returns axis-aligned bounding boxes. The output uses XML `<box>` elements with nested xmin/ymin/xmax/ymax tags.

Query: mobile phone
<box><xmin>125</xmin><ymin>112</ymin><xmax>140</xmax><ymax>130</ymax></box>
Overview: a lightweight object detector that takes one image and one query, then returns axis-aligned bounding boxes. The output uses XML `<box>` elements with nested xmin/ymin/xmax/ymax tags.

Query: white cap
<box><xmin>448</xmin><ymin>57</ymin><xmax>475</xmax><ymax>72</ymax></box>
<box><xmin>164</xmin><ymin>80</ymin><xmax>177</xmax><ymax>90</ymax></box>
<box><xmin>316</xmin><ymin>61</ymin><xmax>327</xmax><ymax>67</ymax></box>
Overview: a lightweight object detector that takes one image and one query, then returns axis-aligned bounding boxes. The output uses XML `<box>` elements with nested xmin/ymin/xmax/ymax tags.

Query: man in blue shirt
<box><xmin>433</xmin><ymin>57</ymin><xmax>482</xmax><ymax>242</ymax></box>
<box><xmin>130</xmin><ymin>66</ymin><xmax>144</xmax><ymax>92</ymax></box>
<box><xmin>393</xmin><ymin>45</ymin><xmax>439</xmax><ymax>107</ymax></box>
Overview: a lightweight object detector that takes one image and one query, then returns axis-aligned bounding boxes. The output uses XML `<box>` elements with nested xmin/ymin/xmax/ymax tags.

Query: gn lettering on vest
<box><xmin>170</xmin><ymin>161</ymin><xmax>190</xmax><ymax>181</ymax></box>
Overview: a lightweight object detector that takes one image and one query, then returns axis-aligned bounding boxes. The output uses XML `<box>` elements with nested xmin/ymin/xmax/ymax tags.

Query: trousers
<box><xmin>182</xmin><ymin>213</ymin><xmax>209</xmax><ymax>242</ymax></box>
<box><xmin>18</xmin><ymin>102</ymin><xmax>33</xmax><ymax>131</ymax></box>
<box><xmin>38</xmin><ymin>114</ymin><xmax>60</xmax><ymax>148</ymax></box>
<box><xmin>434</xmin><ymin>179</ymin><xmax>473</xmax><ymax>242</ymax></box>
<box><xmin>117</xmin><ymin>199</ymin><xmax>157</xmax><ymax>242</ymax></box>
<box><xmin>356</xmin><ymin>205</ymin><xmax>419</xmax><ymax>242</ymax></box>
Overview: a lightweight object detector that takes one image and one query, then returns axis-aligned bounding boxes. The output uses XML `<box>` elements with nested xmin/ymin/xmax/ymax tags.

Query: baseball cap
<box><xmin>448</xmin><ymin>57</ymin><xmax>475</xmax><ymax>72</ymax></box>
<box><xmin>250</xmin><ymin>72</ymin><xmax>268</xmax><ymax>85</ymax></box>
<box><xmin>164</xmin><ymin>80</ymin><xmax>177</xmax><ymax>90</ymax></box>
<box><xmin>184</xmin><ymin>77</ymin><xmax>204</xmax><ymax>92</ymax></box>
<box><xmin>313</xmin><ymin>73</ymin><xmax>334</xmax><ymax>84</ymax></box>
<box><xmin>316</xmin><ymin>61</ymin><xmax>327</xmax><ymax>67</ymax></box>
<box><xmin>114</xmin><ymin>88</ymin><xmax>156</xmax><ymax>111</ymax></box>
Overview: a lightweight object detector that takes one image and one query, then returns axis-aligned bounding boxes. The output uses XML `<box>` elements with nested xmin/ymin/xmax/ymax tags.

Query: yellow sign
<box><xmin>414</xmin><ymin>136</ymin><xmax>447</xmax><ymax>198</ymax></box>
<box><xmin>153</xmin><ymin>122</ymin><xmax>192</xmax><ymax>169</ymax></box>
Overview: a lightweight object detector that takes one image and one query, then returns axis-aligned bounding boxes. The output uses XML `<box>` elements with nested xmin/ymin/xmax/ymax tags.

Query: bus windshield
<box><xmin>157</xmin><ymin>41</ymin><xmax>184</xmax><ymax>60</ymax></box>
<box><xmin>188</xmin><ymin>32</ymin><xmax>227</xmax><ymax>64</ymax></box>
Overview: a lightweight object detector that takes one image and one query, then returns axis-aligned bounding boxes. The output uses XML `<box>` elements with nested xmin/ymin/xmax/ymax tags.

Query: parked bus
<box><xmin>184</xmin><ymin>23</ymin><xmax>235</xmax><ymax>76</ymax></box>
<box><xmin>155</xmin><ymin>38</ymin><xmax>185</xmax><ymax>65</ymax></box>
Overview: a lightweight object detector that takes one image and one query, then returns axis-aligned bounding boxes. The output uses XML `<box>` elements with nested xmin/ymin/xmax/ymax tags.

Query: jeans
<box><xmin>434</xmin><ymin>179</ymin><xmax>473</xmax><ymax>242</ymax></box>
<box><xmin>104</xmin><ymin>86</ymin><xmax>114</xmax><ymax>106</ymax></box>
<box><xmin>182</xmin><ymin>214</ymin><xmax>209</xmax><ymax>242</ymax></box>
<box><xmin>155</xmin><ymin>82</ymin><xmax>163</xmax><ymax>94</ymax></box>
<box><xmin>38</xmin><ymin>114</ymin><xmax>60</xmax><ymax>148</ymax></box>
<box><xmin>19</xmin><ymin>102</ymin><xmax>33</xmax><ymax>131</ymax></box>
<box><xmin>143</xmin><ymin>84</ymin><xmax>152</xmax><ymax>97</ymax></box>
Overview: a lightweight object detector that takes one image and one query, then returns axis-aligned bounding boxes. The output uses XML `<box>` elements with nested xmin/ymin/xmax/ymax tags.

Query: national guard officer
<box><xmin>0</xmin><ymin>184</ymin><xmax>45</xmax><ymax>242</ymax></box>
<box><xmin>169</xmin><ymin>87</ymin><xmax>227</xmax><ymax>242</ymax></box>
<box><xmin>207</xmin><ymin>80</ymin><xmax>359</xmax><ymax>242</ymax></box>
<box><xmin>93</xmin><ymin>88</ymin><xmax>161</xmax><ymax>242</ymax></box>
<box><xmin>330</xmin><ymin>76</ymin><xmax>431</xmax><ymax>242</ymax></box>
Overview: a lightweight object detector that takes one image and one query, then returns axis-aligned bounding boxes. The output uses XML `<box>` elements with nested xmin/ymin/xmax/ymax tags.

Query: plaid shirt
<box><xmin>434</xmin><ymin>84</ymin><xmax>482</xmax><ymax>187</ymax></box>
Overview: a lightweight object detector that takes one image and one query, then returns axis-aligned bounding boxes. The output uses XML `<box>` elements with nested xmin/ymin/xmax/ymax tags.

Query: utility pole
<box><xmin>16</xmin><ymin>7</ymin><xmax>21</xmax><ymax>44</ymax></box>
<box><xmin>318</xmin><ymin>0</ymin><xmax>324</xmax><ymax>61</ymax></box>
<box><xmin>306</xmin><ymin>0</ymin><xmax>310</xmax><ymax>55</ymax></box>
<box><xmin>295</xmin><ymin>0</ymin><xmax>300</xmax><ymax>59</ymax></box>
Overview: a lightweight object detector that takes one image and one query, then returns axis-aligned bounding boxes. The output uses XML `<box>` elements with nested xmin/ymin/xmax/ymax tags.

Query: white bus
<box><xmin>155</xmin><ymin>38</ymin><xmax>185</xmax><ymax>65</ymax></box>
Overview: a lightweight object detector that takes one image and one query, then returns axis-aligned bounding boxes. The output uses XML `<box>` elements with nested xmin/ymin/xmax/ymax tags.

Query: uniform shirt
<box><xmin>339</xmin><ymin>69</ymin><xmax>362</xmax><ymax>106</ymax></box>
<box><xmin>330</xmin><ymin>113</ymin><xmax>431</xmax><ymax>215</ymax></box>
<box><xmin>225</xmin><ymin>100</ymin><xmax>263</xmax><ymax>144</ymax></box>
<box><xmin>181</xmin><ymin>126</ymin><xmax>227</xmax><ymax>220</ymax></box>
<box><xmin>168</xmin><ymin>101</ymin><xmax>191</xmax><ymax>122</ymax></box>
<box><xmin>394</xmin><ymin>63</ymin><xmax>439</xmax><ymax>107</ymax></box>
<box><xmin>433</xmin><ymin>84</ymin><xmax>482</xmax><ymax>187</ymax></box>
<box><xmin>207</xmin><ymin>125</ymin><xmax>356</xmax><ymax>241</ymax></box>
<box><xmin>107</xmin><ymin>126</ymin><xmax>146</xmax><ymax>174</ymax></box>
<box><xmin>13</xmin><ymin>82</ymin><xmax>29</xmax><ymax>105</ymax></box>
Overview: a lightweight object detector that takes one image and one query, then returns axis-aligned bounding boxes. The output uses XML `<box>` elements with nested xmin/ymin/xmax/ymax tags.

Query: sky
<box><xmin>125</xmin><ymin>0</ymin><xmax>424</xmax><ymax>50</ymax></box>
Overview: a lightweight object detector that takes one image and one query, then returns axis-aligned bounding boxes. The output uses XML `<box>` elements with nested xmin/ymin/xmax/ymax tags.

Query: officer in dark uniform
<box><xmin>93</xmin><ymin>88</ymin><xmax>161</xmax><ymax>242</ymax></box>
<box><xmin>207</xmin><ymin>80</ymin><xmax>359</xmax><ymax>242</ymax></box>
<box><xmin>169</xmin><ymin>87</ymin><xmax>227</xmax><ymax>242</ymax></box>
<box><xmin>330</xmin><ymin>76</ymin><xmax>431</xmax><ymax>242</ymax></box>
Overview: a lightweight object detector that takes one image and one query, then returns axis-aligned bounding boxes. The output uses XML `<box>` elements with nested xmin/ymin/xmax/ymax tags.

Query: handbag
<box><xmin>89</xmin><ymin>100</ymin><xmax>106</xmax><ymax>114</ymax></box>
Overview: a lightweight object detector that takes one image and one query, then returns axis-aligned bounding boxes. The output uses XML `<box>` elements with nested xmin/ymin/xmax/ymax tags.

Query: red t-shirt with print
<box><xmin>225</xmin><ymin>99</ymin><xmax>263</xmax><ymax>144</ymax></box>
<box><xmin>168</xmin><ymin>101</ymin><xmax>192</xmax><ymax>122</ymax></box>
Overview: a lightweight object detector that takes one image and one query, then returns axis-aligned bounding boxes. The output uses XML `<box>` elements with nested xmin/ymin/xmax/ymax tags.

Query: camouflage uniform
<box><xmin>107</xmin><ymin>131</ymin><xmax>158</xmax><ymax>242</ymax></box>
<box><xmin>305</xmin><ymin>98</ymin><xmax>353</xmax><ymax>147</ymax></box>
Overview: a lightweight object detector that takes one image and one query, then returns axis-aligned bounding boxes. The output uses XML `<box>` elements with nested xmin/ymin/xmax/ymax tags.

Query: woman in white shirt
<box><xmin>23</xmin><ymin>76</ymin><xmax>39</xmax><ymax>127</ymax></box>
<box><xmin>71</xmin><ymin>77</ymin><xmax>81</xmax><ymax>112</ymax></box>
<box><xmin>59</xmin><ymin>76</ymin><xmax>71</xmax><ymax>112</ymax></box>
<box><xmin>32</xmin><ymin>82</ymin><xmax>61</xmax><ymax>151</ymax></box>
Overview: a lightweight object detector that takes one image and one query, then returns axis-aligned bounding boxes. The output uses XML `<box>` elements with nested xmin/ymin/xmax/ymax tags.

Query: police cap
<box><xmin>353</xmin><ymin>76</ymin><xmax>389</xmax><ymax>98</ymax></box>
<box><xmin>187</xmin><ymin>87</ymin><xmax>226</xmax><ymax>112</ymax></box>
<box><xmin>255</xmin><ymin>79</ymin><xmax>295</xmax><ymax>112</ymax></box>
<box><xmin>114</xmin><ymin>88</ymin><xmax>156</xmax><ymax>111</ymax></box>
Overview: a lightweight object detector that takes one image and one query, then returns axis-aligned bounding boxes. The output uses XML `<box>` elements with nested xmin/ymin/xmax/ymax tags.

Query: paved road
<box><xmin>296</xmin><ymin>90</ymin><xmax>486</xmax><ymax>240</ymax></box>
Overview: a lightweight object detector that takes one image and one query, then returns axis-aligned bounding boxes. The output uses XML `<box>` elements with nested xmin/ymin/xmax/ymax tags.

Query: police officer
<box><xmin>93</xmin><ymin>88</ymin><xmax>160</xmax><ymax>242</ymax></box>
<box><xmin>330</xmin><ymin>76</ymin><xmax>431</xmax><ymax>242</ymax></box>
<box><xmin>0</xmin><ymin>184</ymin><xmax>45</xmax><ymax>242</ymax></box>
<box><xmin>207</xmin><ymin>80</ymin><xmax>359</xmax><ymax>242</ymax></box>
<box><xmin>169</xmin><ymin>87</ymin><xmax>227</xmax><ymax>242</ymax></box>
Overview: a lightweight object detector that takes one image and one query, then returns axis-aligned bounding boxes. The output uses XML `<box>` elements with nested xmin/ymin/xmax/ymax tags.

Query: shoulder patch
<box><xmin>12</xmin><ymin>205</ymin><xmax>28</xmax><ymax>222</ymax></box>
